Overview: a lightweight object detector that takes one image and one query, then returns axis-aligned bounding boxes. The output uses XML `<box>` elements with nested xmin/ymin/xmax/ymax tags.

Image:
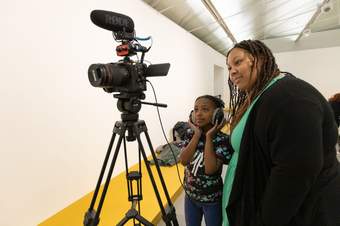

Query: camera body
<box><xmin>88</xmin><ymin>61</ymin><xmax>147</xmax><ymax>93</ymax></box>
<box><xmin>88</xmin><ymin>60</ymin><xmax>170</xmax><ymax>94</ymax></box>
<box><xmin>88</xmin><ymin>10</ymin><xmax>170</xmax><ymax>96</ymax></box>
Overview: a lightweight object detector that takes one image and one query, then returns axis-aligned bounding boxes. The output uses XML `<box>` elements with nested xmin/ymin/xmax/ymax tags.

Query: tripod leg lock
<box><xmin>84</xmin><ymin>209</ymin><xmax>99</xmax><ymax>226</ymax></box>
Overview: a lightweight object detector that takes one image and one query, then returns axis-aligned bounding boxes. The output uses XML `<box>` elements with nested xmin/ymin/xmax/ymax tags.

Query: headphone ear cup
<box><xmin>190</xmin><ymin>110</ymin><xmax>195</xmax><ymax>124</ymax></box>
<box><xmin>212</xmin><ymin>108</ymin><xmax>224</xmax><ymax>125</ymax></box>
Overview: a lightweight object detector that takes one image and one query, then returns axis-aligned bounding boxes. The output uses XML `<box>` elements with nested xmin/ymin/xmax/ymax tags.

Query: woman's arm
<box><xmin>256</xmin><ymin>98</ymin><xmax>323</xmax><ymax>226</ymax></box>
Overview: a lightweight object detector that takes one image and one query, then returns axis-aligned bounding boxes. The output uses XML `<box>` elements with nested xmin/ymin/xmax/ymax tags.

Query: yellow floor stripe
<box><xmin>38</xmin><ymin>161</ymin><xmax>184</xmax><ymax>226</ymax></box>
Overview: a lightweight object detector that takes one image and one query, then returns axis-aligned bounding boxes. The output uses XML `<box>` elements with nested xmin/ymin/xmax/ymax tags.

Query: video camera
<box><xmin>88</xmin><ymin>10</ymin><xmax>170</xmax><ymax>95</ymax></box>
<box><xmin>84</xmin><ymin>11</ymin><xmax>179</xmax><ymax>226</ymax></box>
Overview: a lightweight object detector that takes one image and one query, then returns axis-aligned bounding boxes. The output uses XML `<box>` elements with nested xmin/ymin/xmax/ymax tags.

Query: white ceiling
<box><xmin>142</xmin><ymin>0</ymin><xmax>340</xmax><ymax>54</ymax></box>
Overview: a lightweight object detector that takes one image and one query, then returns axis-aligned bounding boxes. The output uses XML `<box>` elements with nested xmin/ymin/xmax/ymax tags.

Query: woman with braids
<box><xmin>222</xmin><ymin>40</ymin><xmax>340</xmax><ymax>226</ymax></box>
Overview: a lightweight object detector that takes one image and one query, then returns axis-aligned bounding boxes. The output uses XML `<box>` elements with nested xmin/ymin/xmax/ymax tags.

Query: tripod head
<box><xmin>114</xmin><ymin>91</ymin><xmax>167</xmax><ymax>141</ymax></box>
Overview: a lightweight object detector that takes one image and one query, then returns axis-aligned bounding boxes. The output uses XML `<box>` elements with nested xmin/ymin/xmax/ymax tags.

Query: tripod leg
<box><xmin>95</xmin><ymin>134</ymin><xmax>125</xmax><ymax>220</ymax></box>
<box><xmin>84</xmin><ymin>132</ymin><xmax>117</xmax><ymax>226</ymax></box>
<box><xmin>84</xmin><ymin>126</ymin><xmax>127</xmax><ymax>226</ymax></box>
<box><xmin>136</xmin><ymin>136</ymin><xmax>167</xmax><ymax>212</ymax></box>
<box><xmin>135</xmin><ymin>133</ymin><xmax>178</xmax><ymax>226</ymax></box>
<box><xmin>143</xmin><ymin>131</ymin><xmax>179</xmax><ymax>226</ymax></box>
<box><xmin>88</xmin><ymin>133</ymin><xmax>117</xmax><ymax>211</ymax></box>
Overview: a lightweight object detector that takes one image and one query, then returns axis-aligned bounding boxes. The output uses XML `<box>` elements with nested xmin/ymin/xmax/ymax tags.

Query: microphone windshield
<box><xmin>90</xmin><ymin>10</ymin><xmax>134</xmax><ymax>33</ymax></box>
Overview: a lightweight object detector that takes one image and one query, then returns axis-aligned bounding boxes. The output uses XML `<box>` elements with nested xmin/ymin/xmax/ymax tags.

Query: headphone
<box><xmin>190</xmin><ymin>95</ymin><xmax>225</xmax><ymax>125</ymax></box>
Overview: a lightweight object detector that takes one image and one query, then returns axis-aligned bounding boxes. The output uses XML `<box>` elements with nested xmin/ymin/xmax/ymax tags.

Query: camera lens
<box><xmin>88</xmin><ymin>66</ymin><xmax>103</xmax><ymax>83</ymax></box>
<box><xmin>88</xmin><ymin>63</ymin><xmax>129</xmax><ymax>88</ymax></box>
<box><xmin>88</xmin><ymin>64</ymin><xmax>105</xmax><ymax>87</ymax></box>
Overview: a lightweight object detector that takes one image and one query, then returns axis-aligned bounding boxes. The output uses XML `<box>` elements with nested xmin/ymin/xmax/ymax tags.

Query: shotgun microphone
<box><xmin>90</xmin><ymin>10</ymin><xmax>134</xmax><ymax>33</ymax></box>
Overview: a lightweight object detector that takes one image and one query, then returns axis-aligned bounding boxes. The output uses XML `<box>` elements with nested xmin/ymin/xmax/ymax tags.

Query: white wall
<box><xmin>214</xmin><ymin>65</ymin><xmax>227</xmax><ymax>100</ymax></box>
<box><xmin>274</xmin><ymin>46</ymin><xmax>340</xmax><ymax>98</ymax></box>
<box><xmin>0</xmin><ymin>1</ymin><xmax>226</xmax><ymax>226</ymax></box>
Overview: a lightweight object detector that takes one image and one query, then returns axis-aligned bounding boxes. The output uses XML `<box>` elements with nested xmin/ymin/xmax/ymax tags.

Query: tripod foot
<box><xmin>162</xmin><ymin>205</ymin><xmax>179</xmax><ymax>226</ymax></box>
<box><xmin>84</xmin><ymin>209</ymin><xmax>99</xmax><ymax>226</ymax></box>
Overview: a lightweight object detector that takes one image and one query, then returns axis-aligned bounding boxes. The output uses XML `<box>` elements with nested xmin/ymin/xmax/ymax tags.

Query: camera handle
<box><xmin>141</xmin><ymin>101</ymin><xmax>167</xmax><ymax>108</ymax></box>
<box><xmin>83</xmin><ymin>119</ymin><xmax>179</xmax><ymax>226</ymax></box>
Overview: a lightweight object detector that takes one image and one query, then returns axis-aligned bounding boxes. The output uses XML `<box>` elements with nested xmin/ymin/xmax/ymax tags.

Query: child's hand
<box><xmin>188</xmin><ymin>120</ymin><xmax>202</xmax><ymax>137</ymax></box>
<box><xmin>206</xmin><ymin>118</ymin><xmax>226</xmax><ymax>139</ymax></box>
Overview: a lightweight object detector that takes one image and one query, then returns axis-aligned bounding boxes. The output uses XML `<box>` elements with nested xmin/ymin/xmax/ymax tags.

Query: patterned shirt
<box><xmin>179</xmin><ymin>129</ymin><xmax>233</xmax><ymax>203</ymax></box>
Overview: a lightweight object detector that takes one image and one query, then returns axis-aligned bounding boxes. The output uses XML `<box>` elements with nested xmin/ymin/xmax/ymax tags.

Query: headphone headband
<box><xmin>196</xmin><ymin>95</ymin><xmax>225</xmax><ymax>108</ymax></box>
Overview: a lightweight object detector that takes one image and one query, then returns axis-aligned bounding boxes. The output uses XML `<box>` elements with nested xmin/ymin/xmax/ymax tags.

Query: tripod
<box><xmin>83</xmin><ymin>97</ymin><xmax>179</xmax><ymax>226</ymax></box>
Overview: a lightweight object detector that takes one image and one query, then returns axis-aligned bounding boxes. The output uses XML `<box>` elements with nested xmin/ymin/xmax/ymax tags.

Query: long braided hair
<box><xmin>227</xmin><ymin>40</ymin><xmax>280</xmax><ymax>131</ymax></box>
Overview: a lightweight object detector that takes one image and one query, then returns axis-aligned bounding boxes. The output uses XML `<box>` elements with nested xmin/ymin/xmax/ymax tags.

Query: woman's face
<box><xmin>227</xmin><ymin>48</ymin><xmax>258</xmax><ymax>91</ymax></box>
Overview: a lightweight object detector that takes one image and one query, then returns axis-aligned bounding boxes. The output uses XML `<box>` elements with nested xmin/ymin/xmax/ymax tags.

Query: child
<box><xmin>179</xmin><ymin>95</ymin><xmax>233</xmax><ymax>226</ymax></box>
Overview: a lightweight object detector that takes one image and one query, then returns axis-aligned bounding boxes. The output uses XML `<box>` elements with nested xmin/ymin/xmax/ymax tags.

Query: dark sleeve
<box><xmin>177</xmin><ymin>129</ymin><xmax>194</xmax><ymax>150</ymax></box>
<box><xmin>329</xmin><ymin>101</ymin><xmax>340</xmax><ymax>126</ymax></box>
<box><xmin>214</xmin><ymin>134</ymin><xmax>233</xmax><ymax>164</ymax></box>
<box><xmin>257</xmin><ymin>98</ymin><xmax>323</xmax><ymax>226</ymax></box>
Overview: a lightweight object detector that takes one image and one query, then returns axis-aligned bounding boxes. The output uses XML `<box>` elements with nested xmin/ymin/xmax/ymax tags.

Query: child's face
<box><xmin>193</xmin><ymin>98</ymin><xmax>216</xmax><ymax>129</ymax></box>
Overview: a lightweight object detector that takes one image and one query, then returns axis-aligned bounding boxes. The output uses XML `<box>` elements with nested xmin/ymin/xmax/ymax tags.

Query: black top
<box><xmin>226</xmin><ymin>74</ymin><xmax>340</xmax><ymax>226</ymax></box>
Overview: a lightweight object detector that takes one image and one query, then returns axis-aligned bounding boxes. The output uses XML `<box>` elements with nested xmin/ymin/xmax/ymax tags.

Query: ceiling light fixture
<box><xmin>321</xmin><ymin>1</ymin><xmax>333</xmax><ymax>13</ymax></box>
<box><xmin>295</xmin><ymin>0</ymin><xmax>330</xmax><ymax>42</ymax></box>
<box><xmin>201</xmin><ymin>0</ymin><xmax>237</xmax><ymax>45</ymax></box>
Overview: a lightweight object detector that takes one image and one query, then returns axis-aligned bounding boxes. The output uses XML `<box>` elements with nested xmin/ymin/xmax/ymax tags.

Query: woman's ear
<box><xmin>246</xmin><ymin>52</ymin><xmax>255</xmax><ymax>66</ymax></box>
